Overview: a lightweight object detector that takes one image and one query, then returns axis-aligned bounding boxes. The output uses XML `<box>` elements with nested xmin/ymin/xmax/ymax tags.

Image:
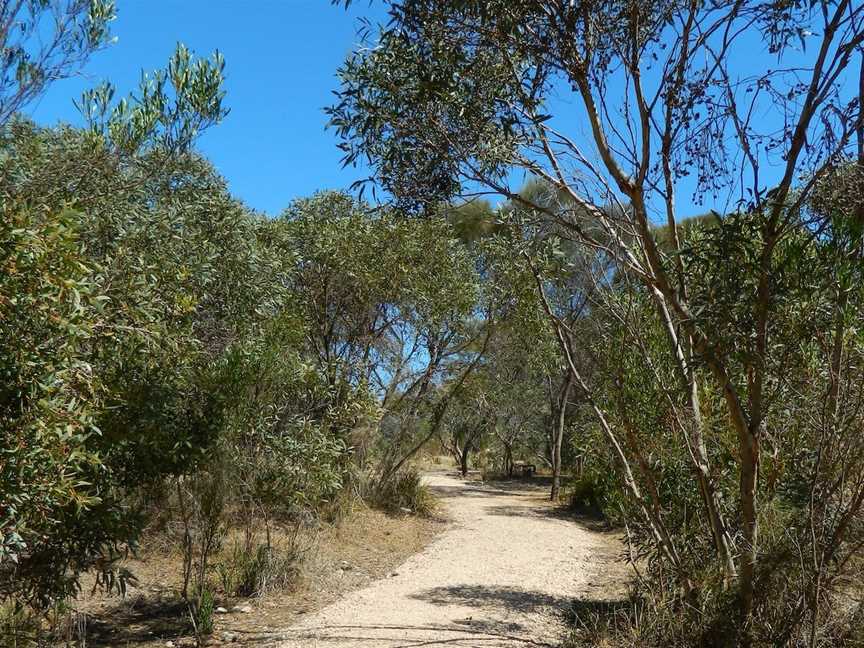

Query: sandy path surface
<box><xmin>277</xmin><ymin>472</ymin><xmax>625</xmax><ymax>647</ymax></box>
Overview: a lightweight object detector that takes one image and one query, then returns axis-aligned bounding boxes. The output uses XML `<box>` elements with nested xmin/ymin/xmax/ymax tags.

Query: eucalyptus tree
<box><xmin>0</xmin><ymin>0</ymin><xmax>115</xmax><ymax>124</ymax></box>
<box><xmin>330</xmin><ymin>0</ymin><xmax>864</xmax><ymax>641</ymax></box>
<box><xmin>0</xmin><ymin>42</ymin><xmax>232</xmax><ymax>606</ymax></box>
<box><xmin>281</xmin><ymin>191</ymin><xmax>489</xmax><ymax>484</ymax></box>
<box><xmin>439</xmin><ymin>374</ymin><xmax>493</xmax><ymax>476</ymax></box>
<box><xmin>0</xmin><ymin>125</ymin><xmax>276</xmax><ymax>606</ymax></box>
<box><xmin>502</xmin><ymin>181</ymin><xmax>615</xmax><ymax>500</ymax></box>
<box><xmin>481</xmin><ymin>334</ymin><xmax>549</xmax><ymax>477</ymax></box>
<box><xmin>448</xmin><ymin>186</ymin><xmax>601</xmax><ymax>497</ymax></box>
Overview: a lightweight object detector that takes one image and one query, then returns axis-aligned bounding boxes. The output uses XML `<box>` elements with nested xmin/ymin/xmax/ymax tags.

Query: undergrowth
<box><xmin>217</xmin><ymin>542</ymin><xmax>302</xmax><ymax>598</ymax></box>
<box><xmin>372</xmin><ymin>468</ymin><xmax>438</xmax><ymax>517</ymax></box>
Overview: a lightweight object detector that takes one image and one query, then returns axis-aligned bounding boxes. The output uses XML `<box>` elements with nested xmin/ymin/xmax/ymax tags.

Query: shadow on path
<box><xmin>285</xmin><ymin>623</ymin><xmax>558</xmax><ymax>647</ymax></box>
<box><xmin>85</xmin><ymin>597</ymin><xmax>189</xmax><ymax>646</ymax></box>
<box><xmin>411</xmin><ymin>584</ymin><xmax>573</xmax><ymax>615</ymax></box>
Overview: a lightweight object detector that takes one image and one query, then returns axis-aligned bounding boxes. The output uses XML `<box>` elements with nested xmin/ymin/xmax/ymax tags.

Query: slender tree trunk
<box><xmin>460</xmin><ymin>442</ymin><xmax>470</xmax><ymax>477</ymax></box>
<box><xmin>648</xmin><ymin>281</ymin><xmax>738</xmax><ymax>581</ymax></box>
<box><xmin>688</xmin><ymin>368</ymin><xmax>738</xmax><ymax>582</ymax></box>
<box><xmin>527</xmin><ymin>254</ymin><xmax>686</xmax><ymax>575</ymax></box>
<box><xmin>739</xmin><ymin>430</ymin><xmax>760</xmax><ymax>636</ymax></box>
<box><xmin>551</xmin><ymin>372</ymin><xmax>574</xmax><ymax>501</ymax></box>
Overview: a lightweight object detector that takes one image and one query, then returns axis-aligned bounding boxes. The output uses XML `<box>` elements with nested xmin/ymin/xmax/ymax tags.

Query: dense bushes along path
<box><xmin>279</xmin><ymin>472</ymin><xmax>626</xmax><ymax>647</ymax></box>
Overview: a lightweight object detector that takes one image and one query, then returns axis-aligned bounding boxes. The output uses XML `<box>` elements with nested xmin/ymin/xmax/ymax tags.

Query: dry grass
<box><xmin>66</xmin><ymin>504</ymin><xmax>444</xmax><ymax>647</ymax></box>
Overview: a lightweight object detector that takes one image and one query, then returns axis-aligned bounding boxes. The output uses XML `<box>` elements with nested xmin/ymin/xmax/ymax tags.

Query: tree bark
<box><xmin>460</xmin><ymin>442</ymin><xmax>470</xmax><ymax>477</ymax></box>
<box><xmin>551</xmin><ymin>371</ymin><xmax>574</xmax><ymax>501</ymax></box>
<box><xmin>527</xmin><ymin>256</ymin><xmax>686</xmax><ymax>575</ymax></box>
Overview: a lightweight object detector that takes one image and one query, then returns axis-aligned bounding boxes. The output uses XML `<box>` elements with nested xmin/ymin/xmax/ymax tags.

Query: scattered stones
<box><xmin>165</xmin><ymin>642</ymin><xmax>175</xmax><ymax>647</ymax></box>
<box><xmin>221</xmin><ymin>631</ymin><xmax>238</xmax><ymax>643</ymax></box>
<box><xmin>215</xmin><ymin>606</ymin><xmax>229</xmax><ymax>614</ymax></box>
<box><xmin>231</xmin><ymin>604</ymin><xmax>253</xmax><ymax>613</ymax></box>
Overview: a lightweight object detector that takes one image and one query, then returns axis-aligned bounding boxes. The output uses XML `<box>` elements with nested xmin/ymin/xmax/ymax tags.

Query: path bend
<box><xmin>279</xmin><ymin>472</ymin><xmax>625</xmax><ymax>647</ymax></box>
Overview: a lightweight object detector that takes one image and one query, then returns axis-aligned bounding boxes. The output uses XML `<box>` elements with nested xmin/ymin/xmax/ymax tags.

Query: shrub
<box><xmin>0</xmin><ymin>600</ymin><xmax>40</xmax><ymax>648</ymax></box>
<box><xmin>191</xmin><ymin>586</ymin><xmax>215</xmax><ymax>637</ymax></box>
<box><xmin>563</xmin><ymin>596</ymin><xmax>643</xmax><ymax>648</ymax></box>
<box><xmin>0</xmin><ymin>125</ymin><xmax>270</xmax><ymax>608</ymax></box>
<box><xmin>0</xmin><ymin>201</ymin><xmax>119</xmax><ymax>607</ymax></box>
<box><xmin>373</xmin><ymin>469</ymin><xmax>437</xmax><ymax>517</ymax></box>
<box><xmin>567</xmin><ymin>475</ymin><xmax>604</xmax><ymax>517</ymax></box>
<box><xmin>218</xmin><ymin>543</ymin><xmax>302</xmax><ymax>599</ymax></box>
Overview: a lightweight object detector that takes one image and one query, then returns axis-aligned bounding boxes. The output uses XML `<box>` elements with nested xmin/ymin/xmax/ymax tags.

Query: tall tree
<box><xmin>330</xmin><ymin>0</ymin><xmax>864</xmax><ymax>641</ymax></box>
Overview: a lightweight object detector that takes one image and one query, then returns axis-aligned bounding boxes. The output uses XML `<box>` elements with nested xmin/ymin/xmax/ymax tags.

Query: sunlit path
<box><xmin>278</xmin><ymin>472</ymin><xmax>625</xmax><ymax>647</ymax></box>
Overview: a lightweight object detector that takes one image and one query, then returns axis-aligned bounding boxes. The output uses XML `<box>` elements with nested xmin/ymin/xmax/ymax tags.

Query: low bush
<box><xmin>480</xmin><ymin>465</ymin><xmax>508</xmax><ymax>481</ymax></box>
<box><xmin>563</xmin><ymin>573</ymin><xmax>864</xmax><ymax>648</ymax></box>
<box><xmin>191</xmin><ymin>586</ymin><xmax>215</xmax><ymax>637</ymax></box>
<box><xmin>566</xmin><ymin>475</ymin><xmax>604</xmax><ymax>517</ymax></box>
<box><xmin>217</xmin><ymin>542</ymin><xmax>302</xmax><ymax>598</ymax></box>
<box><xmin>0</xmin><ymin>600</ymin><xmax>39</xmax><ymax>648</ymax></box>
<box><xmin>563</xmin><ymin>596</ymin><xmax>643</xmax><ymax>648</ymax></box>
<box><xmin>373</xmin><ymin>469</ymin><xmax>437</xmax><ymax>517</ymax></box>
<box><xmin>0</xmin><ymin>599</ymin><xmax>89</xmax><ymax>648</ymax></box>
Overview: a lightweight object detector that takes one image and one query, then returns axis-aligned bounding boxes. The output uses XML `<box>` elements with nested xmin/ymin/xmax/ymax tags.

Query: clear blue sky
<box><xmin>29</xmin><ymin>1</ymin><xmax>385</xmax><ymax>216</ymax></box>
<box><xmin>27</xmin><ymin>3</ymin><xmax>857</xmax><ymax>222</ymax></box>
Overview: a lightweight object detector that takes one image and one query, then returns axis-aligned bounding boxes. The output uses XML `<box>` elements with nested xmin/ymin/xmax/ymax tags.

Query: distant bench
<box><xmin>513</xmin><ymin>461</ymin><xmax>536</xmax><ymax>478</ymax></box>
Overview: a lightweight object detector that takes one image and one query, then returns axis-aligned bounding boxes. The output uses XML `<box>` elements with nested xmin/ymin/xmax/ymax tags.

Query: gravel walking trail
<box><xmin>279</xmin><ymin>472</ymin><xmax>625</xmax><ymax>647</ymax></box>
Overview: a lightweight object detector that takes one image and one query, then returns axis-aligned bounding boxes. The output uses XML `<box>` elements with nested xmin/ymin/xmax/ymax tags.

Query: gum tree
<box><xmin>330</xmin><ymin>0</ymin><xmax>864</xmax><ymax>640</ymax></box>
<box><xmin>0</xmin><ymin>0</ymin><xmax>115</xmax><ymax>124</ymax></box>
<box><xmin>0</xmin><ymin>42</ymin><xmax>229</xmax><ymax>606</ymax></box>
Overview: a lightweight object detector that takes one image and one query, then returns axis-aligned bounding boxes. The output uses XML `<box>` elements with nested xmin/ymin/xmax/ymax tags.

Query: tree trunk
<box><xmin>528</xmin><ymin>254</ymin><xmax>685</xmax><ymax>574</ymax></box>
<box><xmin>551</xmin><ymin>372</ymin><xmax>574</xmax><ymax>501</ymax></box>
<box><xmin>380</xmin><ymin>328</ymin><xmax>492</xmax><ymax>484</ymax></box>
<box><xmin>460</xmin><ymin>442</ymin><xmax>470</xmax><ymax>477</ymax></box>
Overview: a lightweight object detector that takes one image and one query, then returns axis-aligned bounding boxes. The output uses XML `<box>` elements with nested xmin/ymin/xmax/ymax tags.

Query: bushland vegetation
<box><xmin>3</xmin><ymin>1</ymin><xmax>864</xmax><ymax>647</ymax></box>
<box><xmin>329</xmin><ymin>0</ymin><xmax>864</xmax><ymax>645</ymax></box>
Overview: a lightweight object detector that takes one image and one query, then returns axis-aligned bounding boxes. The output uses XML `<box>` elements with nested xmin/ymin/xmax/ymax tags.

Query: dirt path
<box><xmin>278</xmin><ymin>471</ymin><xmax>626</xmax><ymax>647</ymax></box>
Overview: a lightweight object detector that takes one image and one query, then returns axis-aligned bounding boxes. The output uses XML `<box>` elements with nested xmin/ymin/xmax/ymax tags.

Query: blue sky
<box><xmin>29</xmin><ymin>1</ymin><xmax>385</xmax><ymax>216</ymax></box>
<box><xmin>27</xmin><ymin>3</ymin><xmax>858</xmax><ymax>222</ymax></box>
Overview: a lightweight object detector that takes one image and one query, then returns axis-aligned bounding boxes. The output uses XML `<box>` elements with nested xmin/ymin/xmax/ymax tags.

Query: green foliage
<box><xmin>283</xmin><ymin>191</ymin><xmax>479</xmax><ymax>343</ymax></box>
<box><xmin>0</xmin><ymin>0</ymin><xmax>116</xmax><ymax>124</ymax></box>
<box><xmin>0</xmin><ymin>122</ymin><xmax>292</xmax><ymax>607</ymax></box>
<box><xmin>559</xmin><ymin>208</ymin><xmax>864</xmax><ymax>644</ymax></box>
<box><xmin>567</xmin><ymin>476</ymin><xmax>605</xmax><ymax>517</ymax></box>
<box><xmin>192</xmin><ymin>586</ymin><xmax>215</xmax><ymax>636</ymax></box>
<box><xmin>445</xmin><ymin>198</ymin><xmax>503</xmax><ymax>242</ymax></box>
<box><xmin>209</xmin><ymin>314</ymin><xmax>362</xmax><ymax>521</ymax></box>
<box><xmin>218</xmin><ymin>543</ymin><xmax>302</xmax><ymax>598</ymax></box>
<box><xmin>77</xmin><ymin>42</ymin><xmax>228</xmax><ymax>155</ymax></box>
<box><xmin>8</xmin><ymin>5</ymin><xmax>861</xmax><ymax>643</ymax></box>
<box><xmin>373</xmin><ymin>468</ymin><xmax>437</xmax><ymax>517</ymax></box>
<box><xmin>2</xmin><ymin>125</ymin><xmax>467</xmax><ymax>611</ymax></box>
<box><xmin>329</xmin><ymin>13</ymin><xmax>525</xmax><ymax>211</ymax></box>
<box><xmin>0</xmin><ymin>599</ymin><xmax>40</xmax><ymax>648</ymax></box>
<box><xmin>0</xmin><ymin>199</ymin><xmax>113</xmax><ymax>604</ymax></box>
<box><xmin>279</xmin><ymin>190</ymin><xmax>491</xmax><ymax>485</ymax></box>
<box><xmin>653</xmin><ymin>212</ymin><xmax>721</xmax><ymax>253</ymax></box>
